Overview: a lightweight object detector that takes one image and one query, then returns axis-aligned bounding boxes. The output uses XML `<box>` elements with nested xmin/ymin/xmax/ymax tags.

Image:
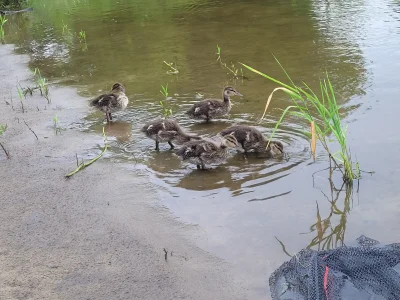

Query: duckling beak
<box><xmin>235</xmin><ymin>91</ymin><xmax>243</xmax><ymax>97</ymax></box>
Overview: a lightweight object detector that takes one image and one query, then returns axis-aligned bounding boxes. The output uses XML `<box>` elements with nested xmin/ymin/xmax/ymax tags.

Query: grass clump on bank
<box><xmin>240</xmin><ymin>58</ymin><xmax>359</xmax><ymax>183</ymax></box>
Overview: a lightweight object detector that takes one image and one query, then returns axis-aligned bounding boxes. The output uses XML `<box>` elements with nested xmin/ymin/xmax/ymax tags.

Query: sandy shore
<box><xmin>0</xmin><ymin>45</ymin><xmax>246</xmax><ymax>300</ymax></box>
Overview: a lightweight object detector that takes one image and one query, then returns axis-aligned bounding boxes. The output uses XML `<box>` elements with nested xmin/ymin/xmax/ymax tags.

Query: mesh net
<box><xmin>269</xmin><ymin>235</ymin><xmax>400</xmax><ymax>300</ymax></box>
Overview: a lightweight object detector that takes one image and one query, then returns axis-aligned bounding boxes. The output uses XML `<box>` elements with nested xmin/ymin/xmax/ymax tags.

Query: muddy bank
<box><xmin>0</xmin><ymin>45</ymin><xmax>246</xmax><ymax>300</ymax></box>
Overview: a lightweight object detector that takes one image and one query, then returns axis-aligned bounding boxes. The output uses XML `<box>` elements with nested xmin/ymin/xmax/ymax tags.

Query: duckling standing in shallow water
<box><xmin>220</xmin><ymin>125</ymin><xmax>283</xmax><ymax>157</ymax></box>
<box><xmin>186</xmin><ymin>87</ymin><xmax>242</xmax><ymax>122</ymax></box>
<box><xmin>90</xmin><ymin>82</ymin><xmax>129</xmax><ymax>123</ymax></box>
<box><xmin>141</xmin><ymin>118</ymin><xmax>201</xmax><ymax>151</ymax></box>
<box><xmin>174</xmin><ymin>133</ymin><xmax>239</xmax><ymax>170</ymax></box>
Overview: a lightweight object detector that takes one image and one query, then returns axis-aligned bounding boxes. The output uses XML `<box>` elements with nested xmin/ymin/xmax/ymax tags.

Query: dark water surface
<box><xmin>3</xmin><ymin>0</ymin><xmax>400</xmax><ymax>298</ymax></box>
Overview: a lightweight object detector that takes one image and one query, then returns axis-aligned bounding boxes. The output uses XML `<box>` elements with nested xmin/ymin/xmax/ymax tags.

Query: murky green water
<box><xmin>3</xmin><ymin>0</ymin><xmax>400</xmax><ymax>298</ymax></box>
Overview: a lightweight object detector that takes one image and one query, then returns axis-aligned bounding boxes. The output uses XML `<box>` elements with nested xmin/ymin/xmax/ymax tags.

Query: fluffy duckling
<box><xmin>90</xmin><ymin>82</ymin><xmax>129</xmax><ymax>123</ymax></box>
<box><xmin>220</xmin><ymin>125</ymin><xmax>283</xmax><ymax>157</ymax></box>
<box><xmin>141</xmin><ymin>118</ymin><xmax>201</xmax><ymax>151</ymax></box>
<box><xmin>174</xmin><ymin>133</ymin><xmax>239</xmax><ymax>170</ymax></box>
<box><xmin>186</xmin><ymin>87</ymin><xmax>242</xmax><ymax>122</ymax></box>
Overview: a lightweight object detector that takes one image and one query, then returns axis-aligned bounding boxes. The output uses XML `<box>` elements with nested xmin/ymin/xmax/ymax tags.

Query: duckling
<box><xmin>220</xmin><ymin>125</ymin><xmax>283</xmax><ymax>157</ymax></box>
<box><xmin>141</xmin><ymin>118</ymin><xmax>201</xmax><ymax>151</ymax></box>
<box><xmin>90</xmin><ymin>82</ymin><xmax>129</xmax><ymax>123</ymax></box>
<box><xmin>186</xmin><ymin>87</ymin><xmax>242</xmax><ymax>122</ymax></box>
<box><xmin>174</xmin><ymin>133</ymin><xmax>239</xmax><ymax>170</ymax></box>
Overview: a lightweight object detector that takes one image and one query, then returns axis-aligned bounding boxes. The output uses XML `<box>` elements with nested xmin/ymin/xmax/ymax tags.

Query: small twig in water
<box><xmin>65</xmin><ymin>127</ymin><xmax>108</xmax><ymax>178</ymax></box>
<box><xmin>23</xmin><ymin>119</ymin><xmax>38</xmax><ymax>140</ymax></box>
<box><xmin>163</xmin><ymin>248</ymin><xmax>168</xmax><ymax>261</ymax></box>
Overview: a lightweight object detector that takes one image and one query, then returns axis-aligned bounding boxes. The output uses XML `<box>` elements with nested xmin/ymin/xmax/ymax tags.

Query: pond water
<box><xmin>3</xmin><ymin>0</ymin><xmax>400</xmax><ymax>298</ymax></box>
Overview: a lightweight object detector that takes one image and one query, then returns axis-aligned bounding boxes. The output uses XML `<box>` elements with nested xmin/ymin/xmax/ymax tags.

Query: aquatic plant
<box><xmin>163</xmin><ymin>61</ymin><xmax>179</xmax><ymax>75</ymax></box>
<box><xmin>216</xmin><ymin>45</ymin><xmax>244</xmax><ymax>80</ymax></box>
<box><xmin>17</xmin><ymin>85</ymin><xmax>25</xmax><ymax>113</ymax></box>
<box><xmin>240</xmin><ymin>58</ymin><xmax>359</xmax><ymax>183</ymax></box>
<box><xmin>0</xmin><ymin>14</ymin><xmax>7</xmax><ymax>42</ymax></box>
<box><xmin>53</xmin><ymin>114</ymin><xmax>62</xmax><ymax>135</ymax></box>
<box><xmin>65</xmin><ymin>127</ymin><xmax>108</xmax><ymax>178</ymax></box>
<box><xmin>159</xmin><ymin>84</ymin><xmax>172</xmax><ymax>118</ymax></box>
<box><xmin>78</xmin><ymin>30</ymin><xmax>86</xmax><ymax>43</ymax></box>
<box><xmin>0</xmin><ymin>124</ymin><xmax>6</xmax><ymax>136</ymax></box>
<box><xmin>33</xmin><ymin>67</ymin><xmax>50</xmax><ymax>102</ymax></box>
<box><xmin>160</xmin><ymin>83</ymin><xmax>168</xmax><ymax>98</ymax></box>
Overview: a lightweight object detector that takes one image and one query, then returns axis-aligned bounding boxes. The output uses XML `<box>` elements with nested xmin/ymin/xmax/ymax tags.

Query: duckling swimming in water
<box><xmin>141</xmin><ymin>118</ymin><xmax>201</xmax><ymax>151</ymax></box>
<box><xmin>174</xmin><ymin>133</ymin><xmax>239</xmax><ymax>170</ymax></box>
<box><xmin>90</xmin><ymin>82</ymin><xmax>129</xmax><ymax>123</ymax></box>
<box><xmin>220</xmin><ymin>125</ymin><xmax>283</xmax><ymax>157</ymax></box>
<box><xmin>186</xmin><ymin>87</ymin><xmax>242</xmax><ymax>122</ymax></box>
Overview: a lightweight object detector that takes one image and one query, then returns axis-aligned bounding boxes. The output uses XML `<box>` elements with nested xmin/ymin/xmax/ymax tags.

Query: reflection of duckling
<box><xmin>220</xmin><ymin>125</ymin><xmax>283</xmax><ymax>157</ymax></box>
<box><xmin>186</xmin><ymin>87</ymin><xmax>242</xmax><ymax>122</ymax></box>
<box><xmin>174</xmin><ymin>134</ymin><xmax>239</xmax><ymax>170</ymax></box>
<box><xmin>141</xmin><ymin>118</ymin><xmax>201</xmax><ymax>151</ymax></box>
<box><xmin>105</xmin><ymin>121</ymin><xmax>132</xmax><ymax>142</ymax></box>
<box><xmin>90</xmin><ymin>83</ymin><xmax>129</xmax><ymax>123</ymax></box>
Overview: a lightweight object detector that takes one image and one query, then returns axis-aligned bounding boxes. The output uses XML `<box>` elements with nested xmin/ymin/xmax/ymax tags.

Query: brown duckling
<box><xmin>90</xmin><ymin>82</ymin><xmax>129</xmax><ymax>123</ymax></box>
<box><xmin>186</xmin><ymin>86</ymin><xmax>242</xmax><ymax>122</ymax></box>
<box><xmin>141</xmin><ymin>118</ymin><xmax>201</xmax><ymax>151</ymax></box>
<box><xmin>220</xmin><ymin>125</ymin><xmax>283</xmax><ymax>157</ymax></box>
<box><xmin>174</xmin><ymin>133</ymin><xmax>239</xmax><ymax>170</ymax></box>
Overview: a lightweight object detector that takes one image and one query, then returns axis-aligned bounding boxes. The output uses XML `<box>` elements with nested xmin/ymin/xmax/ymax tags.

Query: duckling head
<box><xmin>268</xmin><ymin>141</ymin><xmax>284</xmax><ymax>155</ymax></box>
<box><xmin>223</xmin><ymin>86</ymin><xmax>243</xmax><ymax>97</ymax></box>
<box><xmin>221</xmin><ymin>133</ymin><xmax>239</xmax><ymax>149</ymax></box>
<box><xmin>111</xmin><ymin>82</ymin><xmax>126</xmax><ymax>94</ymax></box>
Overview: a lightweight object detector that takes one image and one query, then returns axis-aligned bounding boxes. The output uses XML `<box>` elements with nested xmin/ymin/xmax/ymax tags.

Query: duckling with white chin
<box><xmin>141</xmin><ymin>118</ymin><xmax>201</xmax><ymax>151</ymax></box>
<box><xmin>220</xmin><ymin>125</ymin><xmax>283</xmax><ymax>157</ymax></box>
<box><xmin>186</xmin><ymin>86</ymin><xmax>242</xmax><ymax>122</ymax></box>
<box><xmin>90</xmin><ymin>82</ymin><xmax>129</xmax><ymax>123</ymax></box>
<box><xmin>174</xmin><ymin>133</ymin><xmax>239</xmax><ymax>170</ymax></box>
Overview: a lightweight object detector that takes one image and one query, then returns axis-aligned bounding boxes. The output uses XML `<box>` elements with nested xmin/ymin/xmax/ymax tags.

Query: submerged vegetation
<box><xmin>240</xmin><ymin>58</ymin><xmax>360</xmax><ymax>183</ymax></box>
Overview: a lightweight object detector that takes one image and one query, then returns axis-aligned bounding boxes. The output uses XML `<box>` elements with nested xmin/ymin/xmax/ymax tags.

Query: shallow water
<box><xmin>3</xmin><ymin>0</ymin><xmax>400</xmax><ymax>298</ymax></box>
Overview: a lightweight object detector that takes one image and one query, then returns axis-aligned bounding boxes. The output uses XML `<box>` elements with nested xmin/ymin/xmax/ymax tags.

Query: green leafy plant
<box><xmin>53</xmin><ymin>114</ymin><xmax>63</xmax><ymax>135</ymax></box>
<box><xmin>0</xmin><ymin>124</ymin><xmax>6</xmax><ymax>136</ymax></box>
<box><xmin>78</xmin><ymin>30</ymin><xmax>86</xmax><ymax>43</ymax></box>
<box><xmin>33</xmin><ymin>67</ymin><xmax>50</xmax><ymax>103</ymax></box>
<box><xmin>240</xmin><ymin>57</ymin><xmax>359</xmax><ymax>183</ymax></box>
<box><xmin>0</xmin><ymin>15</ymin><xmax>7</xmax><ymax>42</ymax></box>
<box><xmin>216</xmin><ymin>45</ymin><xmax>244</xmax><ymax>80</ymax></box>
<box><xmin>17</xmin><ymin>86</ymin><xmax>25</xmax><ymax>113</ymax></box>
<box><xmin>160</xmin><ymin>83</ymin><xmax>168</xmax><ymax>98</ymax></box>
<box><xmin>159</xmin><ymin>84</ymin><xmax>173</xmax><ymax>118</ymax></box>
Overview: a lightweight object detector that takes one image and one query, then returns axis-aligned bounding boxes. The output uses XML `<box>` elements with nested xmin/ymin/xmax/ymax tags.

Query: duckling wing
<box><xmin>187</xmin><ymin>99</ymin><xmax>223</xmax><ymax>117</ymax></box>
<box><xmin>90</xmin><ymin>93</ymin><xmax>118</xmax><ymax>108</ymax></box>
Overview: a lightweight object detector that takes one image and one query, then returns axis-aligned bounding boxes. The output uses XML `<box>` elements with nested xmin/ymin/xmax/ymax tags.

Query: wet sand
<box><xmin>0</xmin><ymin>45</ymin><xmax>246</xmax><ymax>300</ymax></box>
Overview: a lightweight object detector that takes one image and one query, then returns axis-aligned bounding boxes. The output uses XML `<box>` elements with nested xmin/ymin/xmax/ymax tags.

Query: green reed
<box><xmin>0</xmin><ymin>14</ymin><xmax>7</xmax><ymax>42</ymax></box>
<box><xmin>53</xmin><ymin>114</ymin><xmax>62</xmax><ymax>135</ymax></box>
<box><xmin>240</xmin><ymin>57</ymin><xmax>359</xmax><ymax>183</ymax></box>
<box><xmin>33</xmin><ymin>67</ymin><xmax>50</xmax><ymax>103</ymax></box>
<box><xmin>159</xmin><ymin>84</ymin><xmax>173</xmax><ymax>118</ymax></box>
